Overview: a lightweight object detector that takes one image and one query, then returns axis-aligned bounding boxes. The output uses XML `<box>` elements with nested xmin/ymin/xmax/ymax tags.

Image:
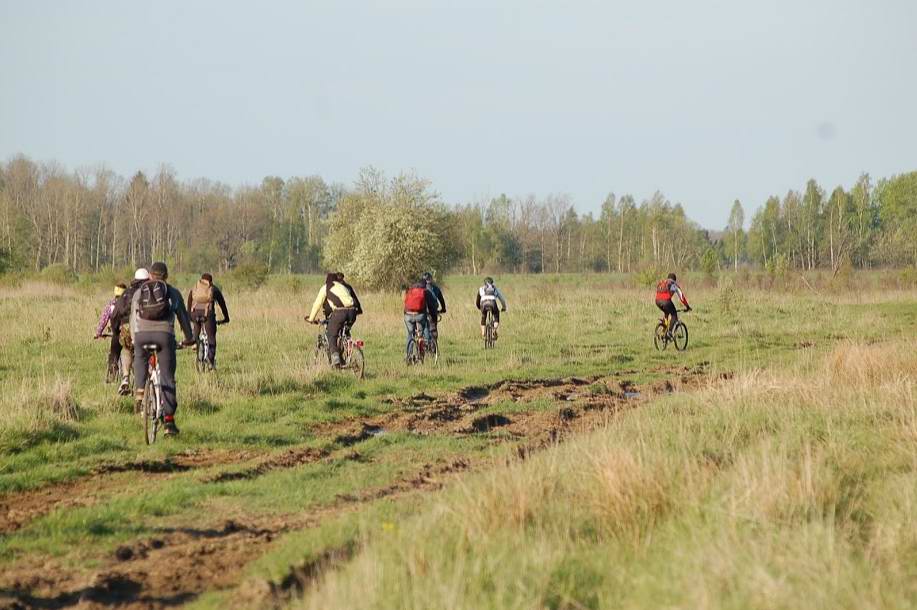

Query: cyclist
<box><xmin>655</xmin><ymin>272</ymin><xmax>692</xmax><ymax>336</ymax></box>
<box><xmin>108</xmin><ymin>268</ymin><xmax>151</xmax><ymax>395</ymax></box>
<box><xmin>186</xmin><ymin>273</ymin><xmax>230</xmax><ymax>369</ymax></box>
<box><xmin>476</xmin><ymin>277</ymin><xmax>507</xmax><ymax>338</ymax></box>
<box><xmin>422</xmin><ymin>271</ymin><xmax>446</xmax><ymax>340</ymax></box>
<box><xmin>335</xmin><ymin>272</ymin><xmax>364</xmax><ymax>317</ymax></box>
<box><xmin>94</xmin><ymin>282</ymin><xmax>127</xmax><ymax>382</ymax></box>
<box><xmin>306</xmin><ymin>272</ymin><xmax>359</xmax><ymax>367</ymax></box>
<box><xmin>403</xmin><ymin>277</ymin><xmax>438</xmax><ymax>362</ymax></box>
<box><xmin>131</xmin><ymin>261</ymin><xmax>195</xmax><ymax>436</ymax></box>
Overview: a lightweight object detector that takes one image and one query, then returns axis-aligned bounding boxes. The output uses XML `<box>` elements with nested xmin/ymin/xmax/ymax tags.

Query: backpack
<box><xmin>655</xmin><ymin>279</ymin><xmax>673</xmax><ymax>300</ymax></box>
<box><xmin>404</xmin><ymin>286</ymin><xmax>427</xmax><ymax>312</ymax></box>
<box><xmin>191</xmin><ymin>279</ymin><xmax>214</xmax><ymax>319</ymax></box>
<box><xmin>137</xmin><ymin>280</ymin><xmax>171</xmax><ymax>321</ymax></box>
<box><xmin>483</xmin><ymin>283</ymin><xmax>496</xmax><ymax>297</ymax></box>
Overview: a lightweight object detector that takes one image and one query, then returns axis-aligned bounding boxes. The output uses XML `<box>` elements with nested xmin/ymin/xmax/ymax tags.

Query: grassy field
<box><xmin>0</xmin><ymin>274</ymin><xmax>915</xmax><ymax>609</ymax></box>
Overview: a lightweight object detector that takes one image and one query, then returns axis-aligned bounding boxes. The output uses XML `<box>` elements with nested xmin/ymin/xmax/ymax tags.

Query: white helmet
<box><xmin>134</xmin><ymin>268</ymin><xmax>150</xmax><ymax>281</ymax></box>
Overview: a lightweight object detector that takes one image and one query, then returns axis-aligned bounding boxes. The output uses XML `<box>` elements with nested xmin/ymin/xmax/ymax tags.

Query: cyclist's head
<box><xmin>134</xmin><ymin>268</ymin><xmax>150</xmax><ymax>282</ymax></box>
<box><xmin>201</xmin><ymin>273</ymin><xmax>213</xmax><ymax>284</ymax></box>
<box><xmin>325</xmin><ymin>272</ymin><xmax>337</xmax><ymax>288</ymax></box>
<box><xmin>422</xmin><ymin>271</ymin><xmax>433</xmax><ymax>283</ymax></box>
<box><xmin>114</xmin><ymin>283</ymin><xmax>127</xmax><ymax>297</ymax></box>
<box><xmin>150</xmin><ymin>261</ymin><xmax>168</xmax><ymax>280</ymax></box>
<box><xmin>484</xmin><ymin>276</ymin><xmax>494</xmax><ymax>286</ymax></box>
<box><xmin>335</xmin><ymin>272</ymin><xmax>345</xmax><ymax>282</ymax></box>
<box><xmin>667</xmin><ymin>272</ymin><xmax>677</xmax><ymax>282</ymax></box>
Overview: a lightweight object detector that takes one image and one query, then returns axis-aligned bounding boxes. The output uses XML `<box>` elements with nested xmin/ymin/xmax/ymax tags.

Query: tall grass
<box><xmin>297</xmin><ymin>340</ymin><xmax>917</xmax><ymax>610</ymax></box>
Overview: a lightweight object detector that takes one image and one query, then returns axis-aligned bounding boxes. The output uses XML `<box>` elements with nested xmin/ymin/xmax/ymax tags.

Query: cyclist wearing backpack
<box><xmin>422</xmin><ymin>271</ymin><xmax>446</xmax><ymax>340</ymax></box>
<box><xmin>475</xmin><ymin>277</ymin><xmax>507</xmax><ymax>338</ymax></box>
<box><xmin>94</xmin><ymin>282</ymin><xmax>127</xmax><ymax>382</ymax></box>
<box><xmin>403</xmin><ymin>277</ymin><xmax>438</xmax><ymax>362</ymax></box>
<box><xmin>655</xmin><ymin>273</ymin><xmax>691</xmax><ymax>335</ymax></box>
<box><xmin>306</xmin><ymin>272</ymin><xmax>360</xmax><ymax>367</ymax></box>
<box><xmin>186</xmin><ymin>273</ymin><xmax>230</xmax><ymax>369</ymax></box>
<box><xmin>107</xmin><ymin>268</ymin><xmax>151</xmax><ymax>395</ymax></box>
<box><xmin>131</xmin><ymin>261</ymin><xmax>195</xmax><ymax>436</ymax></box>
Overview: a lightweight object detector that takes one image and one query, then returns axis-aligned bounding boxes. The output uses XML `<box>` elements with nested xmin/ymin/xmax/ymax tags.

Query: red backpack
<box><xmin>404</xmin><ymin>287</ymin><xmax>426</xmax><ymax>312</ymax></box>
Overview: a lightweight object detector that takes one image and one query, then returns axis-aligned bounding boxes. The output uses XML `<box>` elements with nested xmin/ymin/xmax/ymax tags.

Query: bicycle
<box><xmin>428</xmin><ymin>312</ymin><xmax>443</xmax><ymax>364</ymax></box>
<box><xmin>139</xmin><ymin>342</ymin><xmax>186</xmax><ymax>444</ymax></box>
<box><xmin>407</xmin><ymin>324</ymin><xmax>426</xmax><ymax>365</ymax></box>
<box><xmin>194</xmin><ymin>319</ymin><xmax>227</xmax><ymax>373</ymax></box>
<box><xmin>653</xmin><ymin>310</ymin><xmax>690</xmax><ymax>351</ymax></box>
<box><xmin>483</xmin><ymin>308</ymin><xmax>502</xmax><ymax>349</ymax></box>
<box><xmin>98</xmin><ymin>333</ymin><xmax>118</xmax><ymax>383</ymax></box>
<box><xmin>312</xmin><ymin>320</ymin><xmax>365</xmax><ymax>379</ymax></box>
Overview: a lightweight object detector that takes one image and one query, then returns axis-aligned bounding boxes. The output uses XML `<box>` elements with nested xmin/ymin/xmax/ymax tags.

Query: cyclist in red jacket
<box><xmin>655</xmin><ymin>273</ymin><xmax>691</xmax><ymax>335</ymax></box>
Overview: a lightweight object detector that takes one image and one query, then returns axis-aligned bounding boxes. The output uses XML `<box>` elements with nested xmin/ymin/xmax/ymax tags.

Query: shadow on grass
<box><xmin>0</xmin><ymin>422</ymin><xmax>81</xmax><ymax>456</ymax></box>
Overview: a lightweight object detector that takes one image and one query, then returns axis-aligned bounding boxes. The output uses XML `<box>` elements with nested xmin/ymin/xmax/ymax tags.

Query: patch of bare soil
<box><xmin>0</xmin><ymin>449</ymin><xmax>255</xmax><ymax>535</ymax></box>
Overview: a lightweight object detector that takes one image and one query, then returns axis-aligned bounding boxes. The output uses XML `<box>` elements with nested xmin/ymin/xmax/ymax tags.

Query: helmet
<box><xmin>150</xmin><ymin>261</ymin><xmax>168</xmax><ymax>279</ymax></box>
<box><xmin>484</xmin><ymin>277</ymin><xmax>494</xmax><ymax>285</ymax></box>
<box><xmin>201</xmin><ymin>273</ymin><xmax>213</xmax><ymax>283</ymax></box>
<box><xmin>422</xmin><ymin>271</ymin><xmax>432</xmax><ymax>283</ymax></box>
<box><xmin>667</xmin><ymin>273</ymin><xmax>677</xmax><ymax>281</ymax></box>
<box><xmin>114</xmin><ymin>283</ymin><xmax>127</xmax><ymax>297</ymax></box>
<box><xmin>134</xmin><ymin>268</ymin><xmax>151</xmax><ymax>281</ymax></box>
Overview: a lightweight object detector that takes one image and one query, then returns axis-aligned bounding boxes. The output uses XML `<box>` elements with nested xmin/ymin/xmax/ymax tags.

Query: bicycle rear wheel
<box><xmin>428</xmin><ymin>337</ymin><xmax>439</xmax><ymax>364</ymax></box>
<box><xmin>348</xmin><ymin>345</ymin><xmax>365</xmax><ymax>379</ymax></box>
<box><xmin>143</xmin><ymin>377</ymin><xmax>158</xmax><ymax>445</ymax></box>
<box><xmin>653</xmin><ymin>322</ymin><xmax>668</xmax><ymax>351</ymax></box>
<box><xmin>673</xmin><ymin>322</ymin><xmax>689</xmax><ymax>351</ymax></box>
<box><xmin>195</xmin><ymin>339</ymin><xmax>206</xmax><ymax>373</ymax></box>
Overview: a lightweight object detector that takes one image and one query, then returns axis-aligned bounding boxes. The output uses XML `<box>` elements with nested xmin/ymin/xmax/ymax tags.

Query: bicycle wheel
<box><xmin>653</xmin><ymin>322</ymin><xmax>668</xmax><ymax>351</ymax></box>
<box><xmin>195</xmin><ymin>339</ymin><xmax>206</xmax><ymax>373</ymax></box>
<box><xmin>143</xmin><ymin>376</ymin><xmax>157</xmax><ymax>445</ymax></box>
<box><xmin>348</xmin><ymin>345</ymin><xmax>365</xmax><ymax>379</ymax></box>
<box><xmin>673</xmin><ymin>322</ymin><xmax>689</xmax><ymax>351</ymax></box>
<box><xmin>428</xmin><ymin>337</ymin><xmax>439</xmax><ymax>364</ymax></box>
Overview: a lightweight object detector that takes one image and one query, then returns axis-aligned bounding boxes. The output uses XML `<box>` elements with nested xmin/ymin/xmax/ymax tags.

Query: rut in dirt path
<box><xmin>0</xmin><ymin>449</ymin><xmax>257</xmax><ymax>535</ymax></box>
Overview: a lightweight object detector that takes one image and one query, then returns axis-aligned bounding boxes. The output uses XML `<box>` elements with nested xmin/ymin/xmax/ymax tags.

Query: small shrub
<box><xmin>230</xmin><ymin>262</ymin><xmax>270</xmax><ymax>290</ymax></box>
<box><xmin>40</xmin><ymin>263</ymin><xmax>78</xmax><ymax>285</ymax></box>
<box><xmin>632</xmin><ymin>267</ymin><xmax>660</xmax><ymax>288</ymax></box>
<box><xmin>717</xmin><ymin>275</ymin><xmax>738</xmax><ymax>314</ymax></box>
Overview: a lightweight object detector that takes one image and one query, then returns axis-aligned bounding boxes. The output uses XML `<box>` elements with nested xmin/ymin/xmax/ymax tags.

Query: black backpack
<box><xmin>137</xmin><ymin>280</ymin><xmax>171</xmax><ymax>321</ymax></box>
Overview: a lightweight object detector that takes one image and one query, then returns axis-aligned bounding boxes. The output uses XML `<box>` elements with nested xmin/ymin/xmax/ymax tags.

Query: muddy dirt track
<box><xmin>0</xmin><ymin>365</ymin><xmax>711</xmax><ymax>610</ymax></box>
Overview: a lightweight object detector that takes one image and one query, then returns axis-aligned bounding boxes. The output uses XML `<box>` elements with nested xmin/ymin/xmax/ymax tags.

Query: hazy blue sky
<box><xmin>1</xmin><ymin>0</ymin><xmax>915</xmax><ymax>228</ymax></box>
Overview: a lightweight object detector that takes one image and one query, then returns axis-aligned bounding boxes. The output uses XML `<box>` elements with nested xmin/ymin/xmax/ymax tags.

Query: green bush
<box><xmin>40</xmin><ymin>263</ymin><xmax>78</xmax><ymax>285</ymax></box>
<box><xmin>230</xmin><ymin>262</ymin><xmax>270</xmax><ymax>290</ymax></box>
<box><xmin>632</xmin><ymin>267</ymin><xmax>660</xmax><ymax>288</ymax></box>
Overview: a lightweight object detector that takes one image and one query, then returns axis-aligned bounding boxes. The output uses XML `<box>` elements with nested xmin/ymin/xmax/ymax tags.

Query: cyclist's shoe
<box><xmin>118</xmin><ymin>378</ymin><xmax>130</xmax><ymax>396</ymax></box>
<box><xmin>330</xmin><ymin>353</ymin><xmax>343</xmax><ymax>369</ymax></box>
<box><xmin>163</xmin><ymin>416</ymin><xmax>180</xmax><ymax>436</ymax></box>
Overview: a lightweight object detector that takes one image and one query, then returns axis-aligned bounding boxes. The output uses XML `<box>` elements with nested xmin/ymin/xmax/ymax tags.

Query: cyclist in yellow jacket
<box><xmin>306</xmin><ymin>272</ymin><xmax>361</xmax><ymax>367</ymax></box>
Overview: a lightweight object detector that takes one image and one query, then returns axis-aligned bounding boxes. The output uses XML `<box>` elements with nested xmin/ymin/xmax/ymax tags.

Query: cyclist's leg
<box><xmin>404</xmin><ymin>314</ymin><xmax>417</xmax><ymax>358</ymax></box>
<box><xmin>155</xmin><ymin>334</ymin><xmax>178</xmax><ymax>417</ymax></box>
<box><xmin>133</xmin><ymin>332</ymin><xmax>152</xmax><ymax>404</ymax></box>
<box><xmin>205</xmin><ymin>313</ymin><xmax>218</xmax><ymax>366</ymax></box>
<box><xmin>327</xmin><ymin>310</ymin><xmax>348</xmax><ymax>366</ymax></box>
<box><xmin>421</xmin><ymin>314</ymin><xmax>432</xmax><ymax>345</ymax></box>
<box><xmin>662</xmin><ymin>301</ymin><xmax>677</xmax><ymax>333</ymax></box>
<box><xmin>479</xmin><ymin>308</ymin><xmax>487</xmax><ymax>336</ymax></box>
<box><xmin>428</xmin><ymin>314</ymin><xmax>438</xmax><ymax>341</ymax></box>
<box><xmin>108</xmin><ymin>330</ymin><xmax>121</xmax><ymax>372</ymax></box>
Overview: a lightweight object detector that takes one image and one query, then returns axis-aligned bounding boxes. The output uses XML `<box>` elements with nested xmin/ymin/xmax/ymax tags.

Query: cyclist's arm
<box><xmin>172</xmin><ymin>289</ymin><xmax>194</xmax><ymax>343</ymax></box>
<box><xmin>674</xmin><ymin>285</ymin><xmax>689</xmax><ymax>308</ymax></box>
<box><xmin>306</xmin><ymin>286</ymin><xmax>326</xmax><ymax>322</ymax></box>
<box><xmin>186</xmin><ymin>290</ymin><xmax>195</xmax><ymax>313</ymax></box>
<box><xmin>495</xmin><ymin>288</ymin><xmax>507</xmax><ymax>310</ymax></box>
<box><xmin>215</xmin><ymin>287</ymin><xmax>230</xmax><ymax>323</ymax></box>
<box><xmin>435</xmin><ymin>287</ymin><xmax>446</xmax><ymax>313</ymax></box>
<box><xmin>475</xmin><ymin>292</ymin><xmax>481</xmax><ymax>310</ymax></box>
<box><xmin>94</xmin><ymin>304</ymin><xmax>111</xmax><ymax>338</ymax></box>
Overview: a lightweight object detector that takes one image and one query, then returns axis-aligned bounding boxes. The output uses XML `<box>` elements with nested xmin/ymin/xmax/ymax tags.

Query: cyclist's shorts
<box><xmin>480</xmin><ymin>303</ymin><xmax>500</xmax><ymax>325</ymax></box>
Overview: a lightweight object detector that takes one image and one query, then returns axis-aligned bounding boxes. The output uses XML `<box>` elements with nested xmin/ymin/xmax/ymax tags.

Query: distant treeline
<box><xmin>1</xmin><ymin>154</ymin><xmax>915</xmax><ymax>278</ymax></box>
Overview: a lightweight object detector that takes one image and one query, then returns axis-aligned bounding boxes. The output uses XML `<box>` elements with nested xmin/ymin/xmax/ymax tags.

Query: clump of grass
<box><xmin>0</xmin><ymin>377</ymin><xmax>81</xmax><ymax>454</ymax></box>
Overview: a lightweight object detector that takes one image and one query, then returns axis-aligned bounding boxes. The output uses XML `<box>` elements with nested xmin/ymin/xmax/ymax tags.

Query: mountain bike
<box><xmin>312</xmin><ymin>320</ymin><xmax>365</xmax><ymax>379</ymax></box>
<box><xmin>428</xmin><ymin>313</ymin><xmax>442</xmax><ymax>364</ymax></box>
<box><xmin>194</xmin><ymin>321</ymin><xmax>211</xmax><ymax>373</ymax></box>
<box><xmin>408</xmin><ymin>325</ymin><xmax>426</xmax><ymax>365</ymax></box>
<box><xmin>99</xmin><ymin>333</ymin><xmax>118</xmax><ymax>383</ymax></box>
<box><xmin>654</xmin><ymin>310</ymin><xmax>689</xmax><ymax>351</ymax></box>
<box><xmin>139</xmin><ymin>342</ymin><xmax>186</xmax><ymax>444</ymax></box>
<box><xmin>483</xmin><ymin>308</ymin><xmax>502</xmax><ymax>349</ymax></box>
<box><xmin>194</xmin><ymin>319</ymin><xmax>227</xmax><ymax>373</ymax></box>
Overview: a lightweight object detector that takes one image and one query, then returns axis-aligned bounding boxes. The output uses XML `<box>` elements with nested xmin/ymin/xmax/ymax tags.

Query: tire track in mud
<box><xmin>0</xmin><ymin>449</ymin><xmax>257</xmax><ymax>535</ymax></box>
<box><xmin>0</xmin><ymin>365</ymin><xmax>714</xmax><ymax>610</ymax></box>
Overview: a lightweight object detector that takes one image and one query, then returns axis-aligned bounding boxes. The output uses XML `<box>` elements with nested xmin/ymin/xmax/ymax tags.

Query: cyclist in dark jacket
<box><xmin>186</xmin><ymin>273</ymin><xmax>230</xmax><ymax>369</ymax></box>
<box><xmin>422</xmin><ymin>271</ymin><xmax>446</xmax><ymax>340</ymax></box>
<box><xmin>108</xmin><ymin>268</ymin><xmax>150</xmax><ymax>394</ymax></box>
